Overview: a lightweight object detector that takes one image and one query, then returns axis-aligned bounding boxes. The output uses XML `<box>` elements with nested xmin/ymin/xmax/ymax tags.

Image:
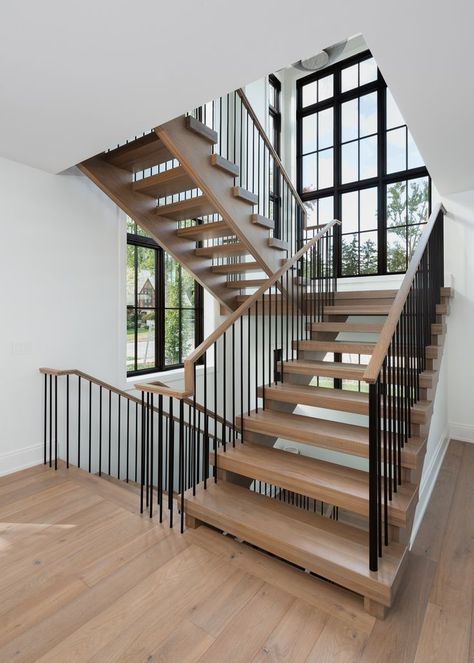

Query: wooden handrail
<box><xmin>39</xmin><ymin>367</ymin><xmax>232</xmax><ymax>434</ymax></box>
<box><xmin>362</xmin><ymin>203</ymin><xmax>446</xmax><ymax>384</ymax></box>
<box><xmin>236</xmin><ymin>88</ymin><xmax>307</xmax><ymax>226</ymax></box>
<box><xmin>182</xmin><ymin>218</ymin><xmax>340</xmax><ymax>393</ymax></box>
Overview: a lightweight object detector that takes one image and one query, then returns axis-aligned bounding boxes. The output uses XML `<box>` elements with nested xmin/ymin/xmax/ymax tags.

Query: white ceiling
<box><xmin>1</xmin><ymin>0</ymin><xmax>473</xmax><ymax>195</ymax></box>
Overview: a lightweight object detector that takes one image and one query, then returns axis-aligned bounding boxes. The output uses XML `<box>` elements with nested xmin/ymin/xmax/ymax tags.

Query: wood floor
<box><xmin>0</xmin><ymin>440</ymin><xmax>472</xmax><ymax>662</ymax></box>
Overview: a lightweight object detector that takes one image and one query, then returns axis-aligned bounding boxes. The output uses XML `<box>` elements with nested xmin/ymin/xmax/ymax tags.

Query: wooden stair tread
<box><xmin>232</xmin><ymin>186</ymin><xmax>258</xmax><ymax>205</ymax></box>
<box><xmin>226</xmin><ymin>279</ymin><xmax>268</xmax><ymax>289</ymax></box>
<box><xmin>214</xmin><ymin>442</ymin><xmax>417</xmax><ymax>527</ymax></box>
<box><xmin>334</xmin><ymin>290</ymin><xmax>397</xmax><ymax>300</ymax></box>
<box><xmin>283</xmin><ymin>359</ymin><xmax>367</xmax><ymax>381</ymax></box>
<box><xmin>105</xmin><ymin>133</ymin><xmax>173</xmax><ymax>172</ymax></box>
<box><xmin>260</xmin><ymin>383</ymin><xmax>432</xmax><ymax>424</ymax></box>
<box><xmin>295</xmin><ymin>340</ymin><xmax>376</xmax><ymax>355</ymax></box>
<box><xmin>238</xmin><ymin>410</ymin><xmax>423</xmax><ymax>470</ymax></box>
<box><xmin>185</xmin><ymin>480</ymin><xmax>407</xmax><ymax>606</ymax></box>
<box><xmin>156</xmin><ymin>195</ymin><xmax>216</xmax><ymax>221</ymax></box>
<box><xmin>176</xmin><ymin>220</ymin><xmax>235</xmax><ymax>241</ymax></box>
<box><xmin>325</xmin><ymin>305</ymin><xmax>391</xmax><ymax>315</ymax></box>
<box><xmin>133</xmin><ymin>166</ymin><xmax>195</xmax><ymax>198</ymax></box>
<box><xmin>268</xmin><ymin>237</ymin><xmax>290</xmax><ymax>251</ymax></box>
<box><xmin>210</xmin><ymin>153</ymin><xmax>239</xmax><ymax>177</ymax></box>
<box><xmin>186</xmin><ymin>116</ymin><xmax>218</xmax><ymax>144</ymax></box>
<box><xmin>251</xmin><ymin>213</ymin><xmax>275</xmax><ymax>230</ymax></box>
<box><xmin>211</xmin><ymin>261</ymin><xmax>261</xmax><ymax>274</ymax></box>
<box><xmin>308</xmin><ymin>322</ymin><xmax>384</xmax><ymax>333</ymax></box>
<box><xmin>195</xmin><ymin>242</ymin><xmax>250</xmax><ymax>258</ymax></box>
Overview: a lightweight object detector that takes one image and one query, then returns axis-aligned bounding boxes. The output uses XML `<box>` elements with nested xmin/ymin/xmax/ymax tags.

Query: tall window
<box><xmin>297</xmin><ymin>50</ymin><xmax>430</xmax><ymax>276</ymax></box>
<box><xmin>127</xmin><ymin>219</ymin><xmax>203</xmax><ymax>375</ymax></box>
<box><xmin>269</xmin><ymin>74</ymin><xmax>282</xmax><ymax>235</ymax></box>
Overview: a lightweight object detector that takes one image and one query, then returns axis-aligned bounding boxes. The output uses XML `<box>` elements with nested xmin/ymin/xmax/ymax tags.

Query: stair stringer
<box><xmin>155</xmin><ymin>116</ymin><xmax>283</xmax><ymax>276</ymax></box>
<box><xmin>78</xmin><ymin>156</ymin><xmax>237</xmax><ymax>312</ymax></box>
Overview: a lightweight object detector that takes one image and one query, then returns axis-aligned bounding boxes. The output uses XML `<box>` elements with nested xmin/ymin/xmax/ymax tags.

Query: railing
<box><xmin>190</xmin><ymin>88</ymin><xmax>307</xmax><ymax>257</ymax></box>
<box><xmin>136</xmin><ymin>219</ymin><xmax>339</xmax><ymax>530</ymax></box>
<box><xmin>39</xmin><ymin>367</ymin><xmax>229</xmax><ymax>524</ymax></box>
<box><xmin>363</xmin><ymin>203</ymin><xmax>445</xmax><ymax>571</ymax></box>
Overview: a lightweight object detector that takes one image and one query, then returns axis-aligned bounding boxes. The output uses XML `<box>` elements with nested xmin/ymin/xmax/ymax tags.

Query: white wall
<box><xmin>444</xmin><ymin>190</ymin><xmax>474</xmax><ymax>442</ymax></box>
<box><xmin>0</xmin><ymin>157</ymin><xmax>123</xmax><ymax>474</ymax></box>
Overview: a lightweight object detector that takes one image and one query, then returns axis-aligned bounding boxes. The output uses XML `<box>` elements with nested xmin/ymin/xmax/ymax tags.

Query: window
<box><xmin>269</xmin><ymin>74</ymin><xmax>281</xmax><ymax>236</ymax></box>
<box><xmin>127</xmin><ymin>218</ymin><xmax>203</xmax><ymax>375</ymax></box>
<box><xmin>297</xmin><ymin>51</ymin><xmax>430</xmax><ymax>276</ymax></box>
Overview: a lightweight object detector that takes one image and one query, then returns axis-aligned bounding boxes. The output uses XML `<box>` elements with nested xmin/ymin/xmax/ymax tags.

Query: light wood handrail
<box><xmin>39</xmin><ymin>367</ymin><xmax>232</xmax><ymax>433</ymax></box>
<box><xmin>362</xmin><ymin>203</ymin><xmax>446</xmax><ymax>384</ymax></box>
<box><xmin>236</xmin><ymin>88</ymin><xmax>307</xmax><ymax>226</ymax></box>
<box><xmin>182</xmin><ymin>218</ymin><xmax>341</xmax><ymax>393</ymax></box>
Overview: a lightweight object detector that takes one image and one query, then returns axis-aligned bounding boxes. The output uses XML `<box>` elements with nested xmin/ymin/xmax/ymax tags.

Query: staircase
<box><xmin>42</xmin><ymin>87</ymin><xmax>450</xmax><ymax>620</ymax></box>
<box><xmin>79</xmin><ymin>91</ymin><xmax>304</xmax><ymax>313</ymax></box>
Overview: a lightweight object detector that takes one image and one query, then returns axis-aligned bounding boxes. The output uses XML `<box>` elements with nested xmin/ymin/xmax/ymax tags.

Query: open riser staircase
<box><xmin>79</xmin><ymin>90</ymin><xmax>306</xmax><ymax>314</ymax></box>
<box><xmin>41</xmin><ymin>88</ymin><xmax>452</xmax><ymax>619</ymax></box>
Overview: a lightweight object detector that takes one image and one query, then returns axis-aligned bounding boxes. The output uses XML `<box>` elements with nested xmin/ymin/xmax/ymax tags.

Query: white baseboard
<box><xmin>449</xmin><ymin>422</ymin><xmax>474</xmax><ymax>443</ymax></box>
<box><xmin>409</xmin><ymin>429</ymin><xmax>450</xmax><ymax>547</ymax></box>
<box><xmin>0</xmin><ymin>443</ymin><xmax>44</xmax><ymax>477</ymax></box>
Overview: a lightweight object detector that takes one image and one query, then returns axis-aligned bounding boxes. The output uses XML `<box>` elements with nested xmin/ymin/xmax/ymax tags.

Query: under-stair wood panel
<box><xmin>78</xmin><ymin>156</ymin><xmax>237</xmax><ymax>312</ymax></box>
<box><xmin>184</xmin><ymin>480</ymin><xmax>408</xmax><ymax>608</ymax></box>
<box><xmin>155</xmin><ymin>116</ymin><xmax>281</xmax><ymax>276</ymax></box>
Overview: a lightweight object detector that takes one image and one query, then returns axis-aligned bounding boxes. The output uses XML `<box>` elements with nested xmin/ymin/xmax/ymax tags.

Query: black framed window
<box><xmin>297</xmin><ymin>50</ymin><xmax>430</xmax><ymax>276</ymax></box>
<box><xmin>269</xmin><ymin>74</ymin><xmax>282</xmax><ymax>236</ymax></box>
<box><xmin>126</xmin><ymin>219</ymin><xmax>203</xmax><ymax>376</ymax></box>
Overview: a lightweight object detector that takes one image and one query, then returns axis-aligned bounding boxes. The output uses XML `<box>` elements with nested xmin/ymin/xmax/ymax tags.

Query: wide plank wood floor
<box><xmin>0</xmin><ymin>440</ymin><xmax>472</xmax><ymax>662</ymax></box>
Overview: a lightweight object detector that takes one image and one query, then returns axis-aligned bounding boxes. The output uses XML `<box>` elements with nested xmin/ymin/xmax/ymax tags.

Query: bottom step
<box><xmin>184</xmin><ymin>481</ymin><xmax>407</xmax><ymax>608</ymax></box>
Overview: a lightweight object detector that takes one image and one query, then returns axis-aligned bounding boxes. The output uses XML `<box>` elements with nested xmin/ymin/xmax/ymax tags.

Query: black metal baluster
<box><xmin>77</xmin><ymin>375</ymin><xmax>81</xmax><ymax>469</ymax></box>
<box><xmin>99</xmin><ymin>386</ymin><xmax>102</xmax><ymax>476</ymax></box>
<box><xmin>88</xmin><ymin>381</ymin><xmax>92</xmax><ymax>473</ymax></box>
<box><xmin>66</xmin><ymin>374</ymin><xmax>70</xmax><ymax>469</ymax></box>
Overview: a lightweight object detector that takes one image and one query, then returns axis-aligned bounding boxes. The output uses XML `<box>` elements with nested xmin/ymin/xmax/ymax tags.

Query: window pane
<box><xmin>164</xmin><ymin>309</ymin><xmax>180</xmax><ymax>365</ymax></box>
<box><xmin>387</xmin><ymin>181</ymin><xmax>407</xmax><ymax>226</ymax></box>
<box><xmin>318</xmin><ymin>196</ymin><xmax>334</xmax><ymax>224</ymax></box>
<box><xmin>136</xmin><ymin>309</ymin><xmax>156</xmax><ymax>370</ymax></box>
<box><xmin>127</xmin><ymin>217</ymin><xmax>136</xmax><ymax>234</ymax></box>
<box><xmin>302</xmin><ymin>153</ymin><xmax>317</xmax><ymax>192</ymax></box>
<box><xmin>341</xmin><ymin>99</ymin><xmax>358</xmax><ymax>142</ymax></box>
<box><xmin>302</xmin><ymin>114</ymin><xmax>317</xmax><ymax>154</ymax></box>
<box><xmin>359</xmin><ymin>231</ymin><xmax>378</xmax><ymax>274</ymax></box>
<box><xmin>164</xmin><ymin>253</ymin><xmax>180</xmax><ymax>307</ymax></box>
<box><xmin>360</xmin><ymin>135</ymin><xmax>377</xmax><ymax>180</ymax></box>
<box><xmin>360</xmin><ymin>187</ymin><xmax>378</xmax><ymax>231</ymax></box>
<box><xmin>181</xmin><ymin>310</ymin><xmax>196</xmax><ymax>360</ymax></box>
<box><xmin>127</xmin><ymin>245</ymin><xmax>136</xmax><ymax>306</ymax></box>
<box><xmin>318</xmin><ymin>148</ymin><xmax>333</xmax><ymax>189</ymax></box>
<box><xmin>318</xmin><ymin>108</ymin><xmax>333</xmax><ymax>150</ymax></box>
<box><xmin>407</xmin><ymin>177</ymin><xmax>429</xmax><ymax>225</ymax></box>
<box><xmin>318</xmin><ymin>74</ymin><xmax>333</xmax><ymax>101</ymax></box>
<box><xmin>137</xmin><ymin>247</ymin><xmax>156</xmax><ymax>308</ymax></box>
<box><xmin>387</xmin><ymin>227</ymin><xmax>407</xmax><ymax>272</ymax></box>
<box><xmin>386</xmin><ymin>90</ymin><xmax>405</xmax><ymax>129</ymax></box>
<box><xmin>302</xmin><ymin>82</ymin><xmax>317</xmax><ymax>107</ymax></box>
<box><xmin>407</xmin><ymin>225</ymin><xmax>424</xmax><ymax>262</ymax></box>
<box><xmin>304</xmin><ymin>201</ymin><xmax>318</xmax><ymax>227</ymax></box>
<box><xmin>359</xmin><ymin>58</ymin><xmax>377</xmax><ymax>85</ymax></box>
<box><xmin>387</xmin><ymin>127</ymin><xmax>407</xmax><ymax>173</ymax></box>
<box><xmin>341</xmin><ymin>141</ymin><xmax>358</xmax><ymax>183</ymax></box>
<box><xmin>181</xmin><ymin>268</ymin><xmax>195</xmax><ymax>307</ymax></box>
<box><xmin>341</xmin><ymin>191</ymin><xmax>359</xmax><ymax>234</ymax></box>
<box><xmin>127</xmin><ymin>309</ymin><xmax>136</xmax><ymax>372</ymax></box>
<box><xmin>342</xmin><ymin>233</ymin><xmax>359</xmax><ymax>275</ymax></box>
<box><xmin>341</xmin><ymin>64</ymin><xmax>358</xmax><ymax>92</ymax></box>
<box><xmin>359</xmin><ymin>92</ymin><xmax>377</xmax><ymax>137</ymax></box>
<box><xmin>407</xmin><ymin>130</ymin><xmax>424</xmax><ymax>170</ymax></box>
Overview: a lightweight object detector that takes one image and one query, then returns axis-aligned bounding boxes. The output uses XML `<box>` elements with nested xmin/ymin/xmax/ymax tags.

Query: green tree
<box><xmin>360</xmin><ymin>237</ymin><xmax>378</xmax><ymax>275</ymax></box>
<box><xmin>387</xmin><ymin>179</ymin><xmax>429</xmax><ymax>272</ymax></box>
<box><xmin>342</xmin><ymin>234</ymin><xmax>358</xmax><ymax>275</ymax></box>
